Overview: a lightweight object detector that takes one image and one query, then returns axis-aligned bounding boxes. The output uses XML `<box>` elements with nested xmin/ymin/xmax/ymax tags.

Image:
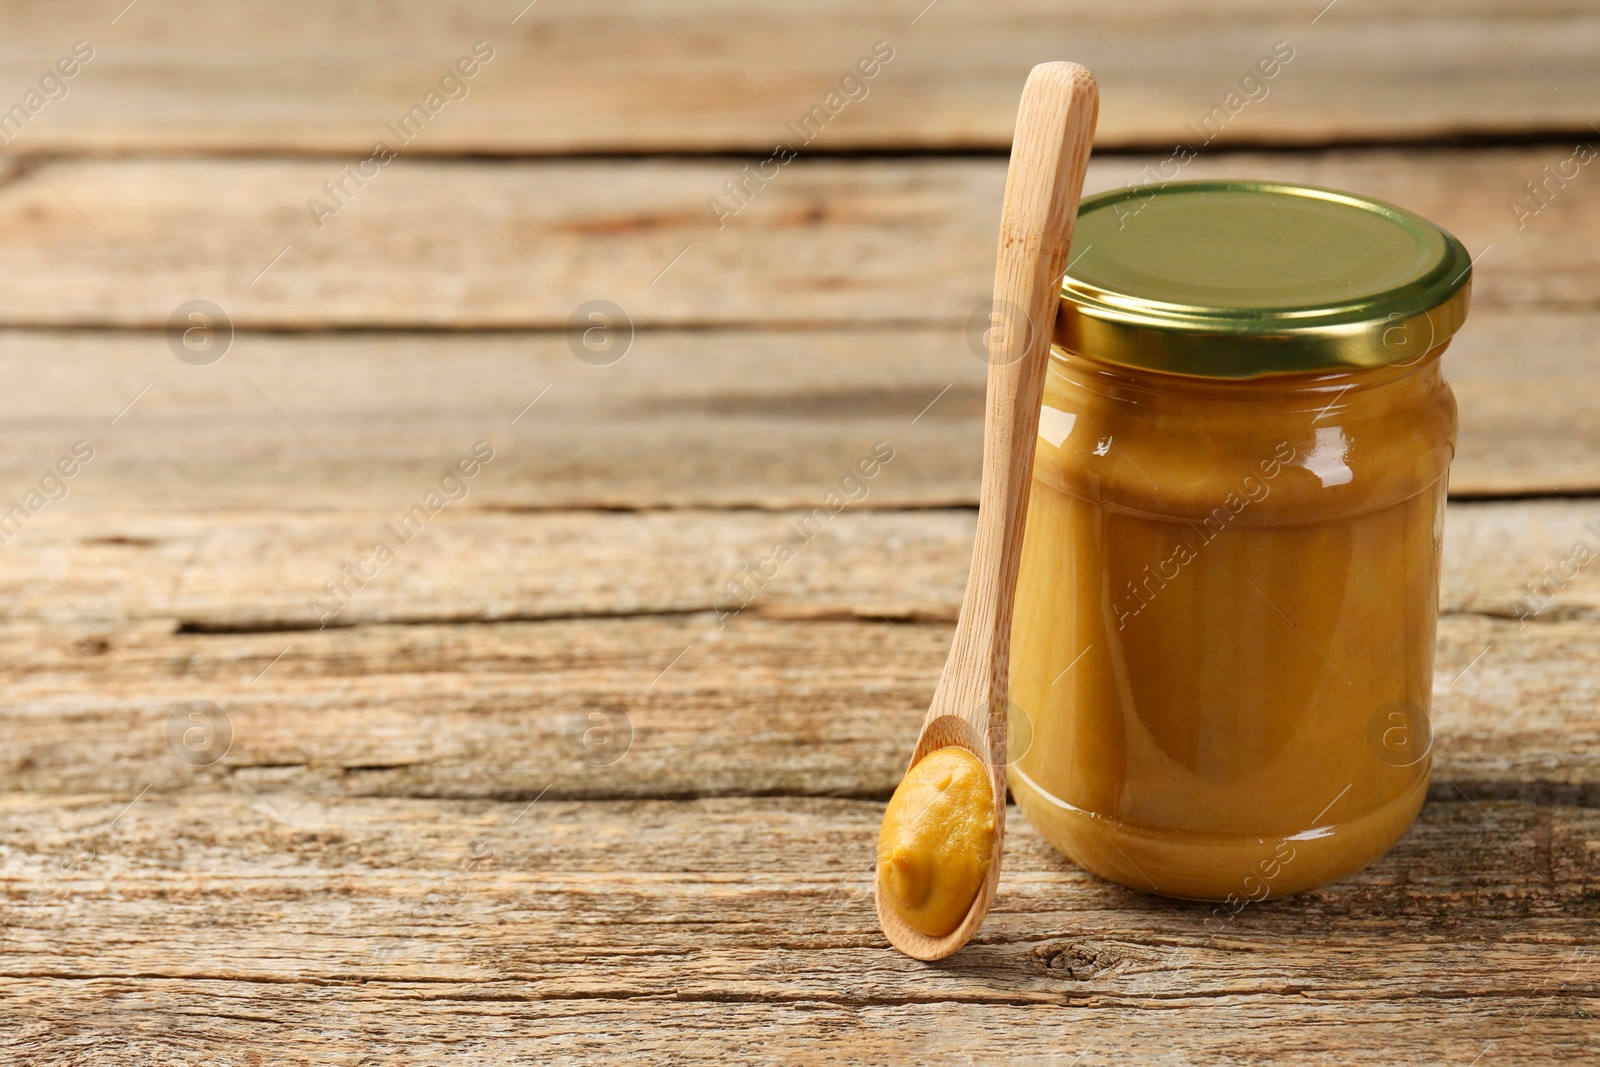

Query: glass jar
<box><xmin>1008</xmin><ymin>181</ymin><xmax>1471</xmax><ymax>901</ymax></box>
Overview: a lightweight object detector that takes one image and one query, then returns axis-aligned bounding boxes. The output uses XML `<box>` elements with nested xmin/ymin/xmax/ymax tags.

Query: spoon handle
<box><xmin>934</xmin><ymin>63</ymin><xmax>1099</xmax><ymax>752</ymax></box>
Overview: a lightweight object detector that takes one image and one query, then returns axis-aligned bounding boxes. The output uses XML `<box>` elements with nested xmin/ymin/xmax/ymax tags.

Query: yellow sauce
<box><xmin>877</xmin><ymin>746</ymin><xmax>995</xmax><ymax>937</ymax></box>
<box><xmin>1009</xmin><ymin>346</ymin><xmax>1455</xmax><ymax>900</ymax></box>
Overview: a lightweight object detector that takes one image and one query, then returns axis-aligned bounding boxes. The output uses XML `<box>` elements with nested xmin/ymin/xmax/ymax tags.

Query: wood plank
<box><xmin>0</xmin><ymin>501</ymin><xmax>1591</xmax><ymax>630</ymax></box>
<box><xmin>2</xmin><ymin>794</ymin><xmax>1594</xmax><ymax>987</ymax></box>
<box><xmin>1448</xmin><ymin>310</ymin><xmax>1600</xmax><ymax>497</ymax></box>
<box><xmin>0</xmin><ymin>149</ymin><xmax>1592</xmax><ymax>331</ymax></box>
<box><xmin>0</xmin><ymin>794</ymin><xmax>1594</xmax><ymax>1062</ymax></box>
<box><xmin>4</xmin><ymin>987</ymin><xmax>1594</xmax><ymax>1067</ymax></box>
<box><xmin>0</xmin><ymin>2</ymin><xmax>1594</xmax><ymax>154</ymax></box>
<box><xmin>0</xmin><ymin>309</ymin><xmax>1589</xmax><ymax>514</ymax></box>
<box><xmin>0</xmin><ymin>613</ymin><xmax>1593</xmax><ymax>802</ymax></box>
<box><xmin>1448</xmin><ymin>501</ymin><xmax>1600</xmax><ymax>622</ymax></box>
<box><xmin>0</xmin><ymin>326</ymin><xmax>989</xmax><ymax>512</ymax></box>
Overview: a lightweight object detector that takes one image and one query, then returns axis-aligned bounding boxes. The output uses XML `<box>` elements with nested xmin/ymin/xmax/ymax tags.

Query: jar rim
<box><xmin>1057</xmin><ymin>180</ymin><xmax>1472</xmax><ymax>378</ymax></box>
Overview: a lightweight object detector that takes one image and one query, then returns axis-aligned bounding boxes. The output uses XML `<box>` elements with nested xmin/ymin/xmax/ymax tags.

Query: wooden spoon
<box><xmin>875</xmin><ymin>61</ymin><xmax>1098</xmax><ymax>961</ymax></box>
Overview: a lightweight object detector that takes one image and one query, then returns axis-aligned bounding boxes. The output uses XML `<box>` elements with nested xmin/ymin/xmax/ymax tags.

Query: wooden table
<box><xmin>2</xmin><ymin>3</ymin><xmax>1597</xmax><ymax>1062</ymax></box>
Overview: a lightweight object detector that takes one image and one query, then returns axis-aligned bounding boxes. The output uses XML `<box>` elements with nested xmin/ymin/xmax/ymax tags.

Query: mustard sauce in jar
<box><xmin>1008</xmin><ymin>181</ymin><xmax>1471</xmax><ymax>901</ymax></box>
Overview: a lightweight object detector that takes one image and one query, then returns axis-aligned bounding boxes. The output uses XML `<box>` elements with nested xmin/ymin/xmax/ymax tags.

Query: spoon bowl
<box><xmin>874</xmin><ymin>713</ymin><xmax>1007</xmax><ymax>960</ymax></box>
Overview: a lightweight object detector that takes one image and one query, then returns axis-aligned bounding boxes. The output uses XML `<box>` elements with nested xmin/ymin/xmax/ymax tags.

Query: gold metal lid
<box><xmin>1056</xmin><ymin>180</ymin><xmax>1473</xmax><ymax>377</ymax></box>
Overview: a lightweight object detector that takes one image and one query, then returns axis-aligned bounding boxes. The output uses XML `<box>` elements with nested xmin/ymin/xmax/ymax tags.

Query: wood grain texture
<box><xmin>0</xmin><ymin>308</ymin><xmax>1590</xmax><ymax>516</ymax></box>
<box><xmin>0</xmin><ymin>149</ymin><xmax>1592</xmax><ymax>331</ymax></box>
<box><xmin>0</xmin><ymin>794</ymin><xmax>1595</xmax><ymax>1063</ymax></box>
<box><xmin>2</xmin><ymin>988</ymin><xmax>1595</xmax><ymax>1067</ymax></box>
<box><xmin>0</xmin><ymin>612</ymin><xmax>1593</xmax><ymax>803</ymax></box>
<box><xmin>3</xmin><ymin>495</ymin><xmax>1600</xmax><ymax>630</ymax></box>
<box><xmin>0</xmin><ymin>2</ymin><xmax>1594</xmax><ymax>154</ymax></box>
<box><xmin>0</xmin><ymin>501</ymin><xmax>1591</xmax><ymax>631</ymax></box>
